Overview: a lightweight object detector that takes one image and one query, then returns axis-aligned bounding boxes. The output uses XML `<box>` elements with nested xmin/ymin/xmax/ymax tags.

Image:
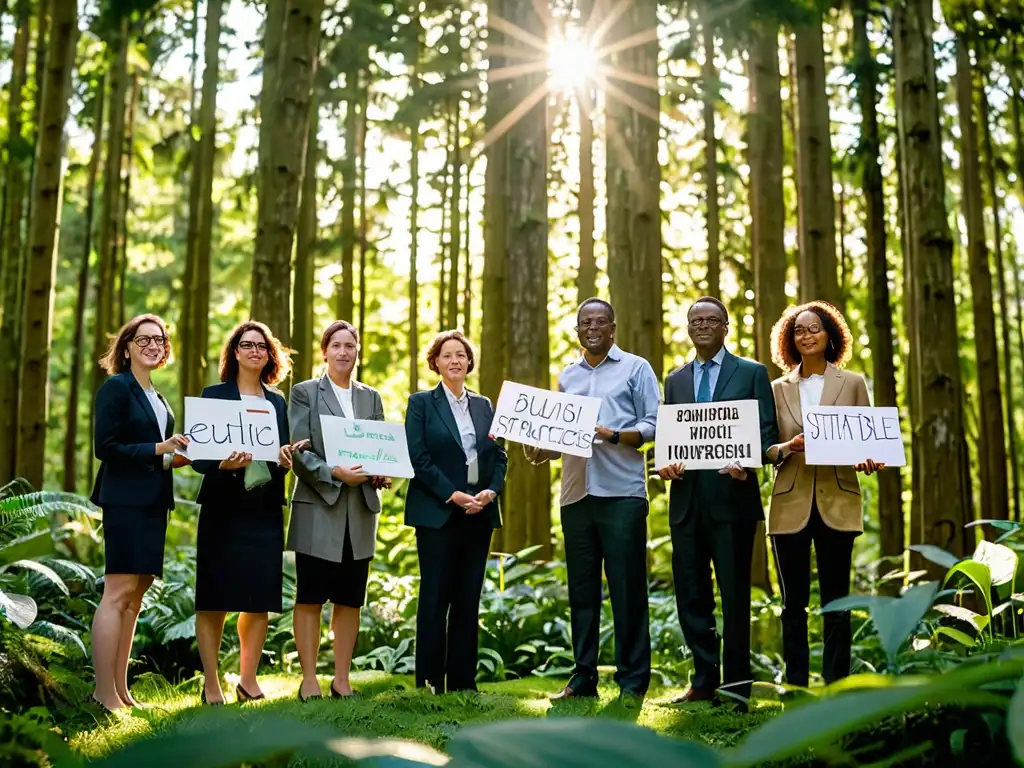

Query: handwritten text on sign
<box><xmin>489</xmin><ymin>381</ymin><xmax>601</xmax><ymax>458</ymax></box>
<box><xmin>320</xmin><ymin>415</ymin><xmax>415</xmax><ymax>478</ymax></box>
<box><xmin>184</xmin><ymin>397</ymin><xmax>281</xmax><ymax>463</ymax></box>
<box><xmin>655</xmin><ymin>400</ymin><xmax>763</xmax><ymax>470</ymax></box>
<box><xmin>804</xmin><ymin>406</ymin><xmax>906</xmax><ymax>467</ymax></box>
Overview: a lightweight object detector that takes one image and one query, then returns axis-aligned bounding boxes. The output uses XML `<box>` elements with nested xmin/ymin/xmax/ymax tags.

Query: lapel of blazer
<box><xmin>157</xmin><ymin>392</ymin><xmax>174</xmax><ymax>438</ymax></box>
<box><xmin>351</xmin><ymin>381</ymin><xmax>372</xmax><ymax>420</ymax></box>
<box><xmin>125</xmin><ymin>371</ymin><xmax>163</xmax><ymax>438</ymax></box>
<box><xmin>820</xmin><ymin>363</ymin><xmax>847</xmax><ymax>406</ymax></box>
<box><xmin>432</xmin><ymin>383</ymin><xmax>464</xmax><ymax>449</ymax></box>
<box><xmin>318</xmin><ymin>374</ymin><xmax>345</xmax><ymax>417</ymax></box>
<box><xmin>468</xmin><ymin>391</ymin><xmax>490</xmax><ymax>448</ymax></box>
<box><xmin>711</xmin><ymin>350</ymin><xmax>739</xmax><ymax>402</ymax></box>
<box><xmin>781</xmin><ymin>367</ymin><xmax>803</xmax><ymax>427</ymax></box>
<box><xmin>677</xmin><ymin>363</ymin><xmax>695</xmax><ymax>405</ymax></box>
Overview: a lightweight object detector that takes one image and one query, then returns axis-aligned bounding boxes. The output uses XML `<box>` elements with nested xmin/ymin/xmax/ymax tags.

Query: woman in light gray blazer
<box><xmin>288</xmin><ymin>320</ymin><xmax>391</xmax><ymax>701</ymax></box>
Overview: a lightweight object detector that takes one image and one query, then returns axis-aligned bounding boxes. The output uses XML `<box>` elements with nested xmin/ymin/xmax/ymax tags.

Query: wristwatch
<box><xmin>608</xmin><ymin>431</ymin><xmax>621</xmax><ymax>445</ymax></box>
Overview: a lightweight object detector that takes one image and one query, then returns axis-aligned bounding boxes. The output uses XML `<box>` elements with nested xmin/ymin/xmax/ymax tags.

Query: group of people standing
<box><xmin>87</xmin><ymin>294</ymin><xmax>883</xmax><ymax>714</ymax></box>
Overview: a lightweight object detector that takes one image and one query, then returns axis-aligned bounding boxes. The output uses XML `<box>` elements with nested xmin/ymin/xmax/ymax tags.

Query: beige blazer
<box><xmin>287</xmin><ymin>375</ymin><xmax>384</xmax><ymax>562</ymax></box>
<box><xmin>768</xmin><ymin>364</ymin><xmax>870</xmax><ymax>535</ymax></box>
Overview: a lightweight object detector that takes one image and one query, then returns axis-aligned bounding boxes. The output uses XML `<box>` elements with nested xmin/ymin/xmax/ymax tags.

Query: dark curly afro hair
<box><xmin>770</xmin><ymin>301</ymin><xmax>853</xmax><ymax>372</ymax></box>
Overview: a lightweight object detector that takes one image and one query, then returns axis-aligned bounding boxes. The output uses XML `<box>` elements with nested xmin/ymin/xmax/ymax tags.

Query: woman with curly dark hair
<box><xmin>192</xmin><ymin>320</ymin><xmax>297</xmax><ymax>705</ymax></box>
<box><xmin>765</xmin><ymin>301</ymin><xmax>884</xmax><ymax>690</ymax></box>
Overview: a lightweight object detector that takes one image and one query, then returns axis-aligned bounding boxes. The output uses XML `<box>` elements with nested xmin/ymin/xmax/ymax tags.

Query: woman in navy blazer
<box><xmin>90</xmin><ymin>314</ymin><xmax>191</xmax><ymax>712</ymax></box>
<box><xmin>404</xmin><ymin>330</ymin><xmax>507</xmax><ymax>693</ymax></box>
<box><xmin>192</xmin><ymin>321</ymin><xmax>297</xmax><ymax>705</ymax></box>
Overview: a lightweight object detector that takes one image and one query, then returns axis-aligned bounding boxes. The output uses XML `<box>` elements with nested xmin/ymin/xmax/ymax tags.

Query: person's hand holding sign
<box><xmin>718</xmin><ymin>461</ymin><xmax>747</xmax><ymax>481</ymax></box>
<box><xmin>158</xmin><ymin>434</ymin><xmax>190</xmax><ymax>455</ymax></box>
<box><xmin>854</xmin><ymin>459</ymin><xmax>885</xmax><ymax>475</ymax></box>
<box><xmin>787</xmin><ymin>433</ymin><xmax>805</xmax><ymax>453</ymax></box>
<box><xmin>331</xmin><ymin>464</ymin><xmax>368</xmax><ymax>486</ymax></box>
<box><xmin>657</xmin><ymin>463</ymin><xmax>685</xmax><ymax>481</ymax></box>
<box><xmin>370</xmin><ymin>476</ymin><xmax>393</xmax><ymax>490</ymax></box>
<box><xmin>219</xmin><ymin>451</ymin><xmax>252</xmax><ymax>470</ymax></box>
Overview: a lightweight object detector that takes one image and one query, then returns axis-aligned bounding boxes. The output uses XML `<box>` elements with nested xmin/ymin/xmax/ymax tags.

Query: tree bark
<box><xmin>605</xmin><ymin>0</ymin><xmax>662</xmax><ymax>380</ymax></box>
<box><xmin>0</xmin><ymin>0</ymin><xmax>31</xmax><ymax>482</ymax></box>
<box><xmin>293</xmin><ymin>92</ymin><xmax>318</xmax><ymax>386</ymax></box>
<box><xmin>791</xmin><ymin>16</ymin><xmax>838</xmax><ymax>305</ymax></box>
<box><xmin>448</xmin><ymin>95</ymin><xmax>462</xmax><ymax>331</ymax></box>
<box><xmin>894</xmin><ymin>0</ymin><xmax>970</xmax><ymax>558</ymax></box>
<box><xmin>16</xmin><ymin>0</ymin><xmax>77</xmax><ymax>488</ymax></box>
<box><xmin>117</xmin><ymin>71</ymin><xmax>140</xmax><ymax>327</ymax></box>
<box><xmin>408</xmin><ymin>13</ymin><xmax>422</xmax><ymax>395</ymax></box>
<box><xmin>337</xmin><ymin>57</ymin><xmax>358</xmax><ymax>322</ymax></box>
<box><xmin>461</xmin><ymin>154</ymin><xmax>474</xmax><ymax>339</ymax></box>
<box><xmin>702</xmin><ymin>8</ymin><xmax>720</xmax><ymax>297</ymax></box>
<box><xmin>955</xmin><ymin>38</ymin><xmax>1009</xmax><ymax>522</ymax></box>
<box><xmin>252</xmin><ymin>0</ymin><xmax>323</xmax><ymax>343</ymax></box>
<box><xmin>853</xmin><ymin>0</ymin><xmax>902</xmax><ymax>564</ymax></box>
<box><xmin>63</xmin><ymin>73</ymin><xmax>106</xmax><ymax>492</ymax></box>
<box><xmin>1009</xmin><ymin>40</ymin><xmax>1024</xmax><ymax>520</ymax></box>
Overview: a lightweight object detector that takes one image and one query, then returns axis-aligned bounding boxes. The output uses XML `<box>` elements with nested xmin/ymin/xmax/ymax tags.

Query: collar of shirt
<box><xmin>575</xmin><ymin>343</ymin><xmax>624</xmax><ymax>371</ymax></box>
<box><xmin>694</xmin><ymin>346</ymin><xmax>727</xmax><ymax>367</ymax></box>
<box><xmin>442</xmin><ymin>381</ymin><xmax>469</xmax><ymax>406</ymax></box>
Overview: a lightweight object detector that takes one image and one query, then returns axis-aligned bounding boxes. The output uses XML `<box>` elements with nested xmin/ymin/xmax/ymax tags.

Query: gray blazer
<box><xmin>286</xmin><ymin>375</ymin><xmax>385</xmax><ymax>562</ymax></box>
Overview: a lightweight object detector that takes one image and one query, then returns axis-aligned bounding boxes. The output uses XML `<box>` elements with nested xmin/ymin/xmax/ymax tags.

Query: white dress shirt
<box><xmin>799</xmin><ymin>373</ymin><xmax>825</xmax><ymax>415</ymax></box>
<box><xmin>442</xmin><ymin>382</ymin><xmax>479</xmax><ymax>485</ymax></box>
<box><xmin>329</xmin><ymin>378</ymin><xmax>354</xmax><ymax>418</ymax></box>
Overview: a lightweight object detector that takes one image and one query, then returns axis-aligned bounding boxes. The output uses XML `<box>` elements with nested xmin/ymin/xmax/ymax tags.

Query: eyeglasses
<box><xmin>239</xmin><ymin>341</ymin><xmax>268</xmax><ymax>352</ymax></box>
<box><xmin>793</xmin><ymin>325</ymin><xmax>823</xmax><ymax>337</ymax></box>
<box><xmin>688</xmin><ymin>318</ymin><xmax>723</xmax><ymax>329</ymax></box>
<box><xmin>577</xmin><ymin>319</ymin><xmax>612</xmax><ymax>330</ymax></box>
<box><xmin>133</xmin><ymin>335</ymin><xmax>167</xmax><ymax>348</ymax></box>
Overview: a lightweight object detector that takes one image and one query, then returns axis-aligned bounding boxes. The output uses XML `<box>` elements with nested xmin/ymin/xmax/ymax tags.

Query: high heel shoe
<box><xmin>330</xmin><ymin>681</ymin><xmax>358</xmax><ymax>699</ymax></box>
<box><xmin>201</xmin><ymin>689</ymin><xmax>224</xmax><ymax>706</ymax></box>
<box><xmin>298</xmin><ymin>686</ymin><xmax>323</xmax><ymax>703</ymax></box>
<box><xmin>236</xmin><ymin>683</ymin><xmax>266</xmax><ymax>702</ymax></box>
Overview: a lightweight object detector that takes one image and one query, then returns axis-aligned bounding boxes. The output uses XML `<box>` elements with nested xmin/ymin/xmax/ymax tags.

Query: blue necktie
<box><xmin>697</xmin><ymin>361</ymin><xmax>714</xmax><ymax>403</ymax></box>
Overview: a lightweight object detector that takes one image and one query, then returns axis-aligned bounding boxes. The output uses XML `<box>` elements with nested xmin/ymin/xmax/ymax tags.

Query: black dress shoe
<box><xmin>236</xmin><ymin>683</ymin><xmax>265</xmax><ymax>702</ymax></box>
<box><xmin>298</xmin><ymin>687</ymin><xmax>323</xmax><ymax>702</ymax></box>
<box><xmin>550</xmin><ymin>675</ymin><xmax>599</xmax><ymax>701</ymax></box>
<box><xmin>330</xmin><ymin>681</ymin><xmax>359</xmax><ymax>699</ymax></box>
<box><xmin>618</xmin><ymin>689</ymin><xmax>645</xmax><ymax>708</ymax></box>
<box><xmin>201</xmin><ymin>689</ymin><xmax>225</xmax><ymax>707</ymax></box>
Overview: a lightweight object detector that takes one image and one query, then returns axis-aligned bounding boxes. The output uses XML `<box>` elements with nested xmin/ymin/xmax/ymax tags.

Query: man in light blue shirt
<box><xmin>524</xmin><ymin>298</ymin><xmax>660</xmax><ymax>704</ymax></box>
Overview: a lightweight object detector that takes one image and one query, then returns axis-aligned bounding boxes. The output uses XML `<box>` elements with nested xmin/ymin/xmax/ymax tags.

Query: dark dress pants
<box><xmin>770</xmin><ymin>502</ymin><xmax>856</xmax><ymax>688</ymax></box>
<box><xmin>671</xmin><ymin>491</ymin><xmax>756</xmax><ymax>698</ymax></box>
<box><xmin>562</xmin><ymin>495</ymin><xmax>651</xmax><ymax>694</ymax></box>
<box><xmin>415</xmin><ymin>510</ymin><xmax>493</xmax><ymax>693</ymax></box>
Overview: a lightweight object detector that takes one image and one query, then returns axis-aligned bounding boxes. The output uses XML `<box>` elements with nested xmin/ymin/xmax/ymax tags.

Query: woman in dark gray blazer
<box><xmin>404</xmin><ymin>330</ymin><xmax>507</xmax><ymax>694</ymax></box>
<box><xmin>288</xmin><ymin>321</ymin><xmax>390</xmax><ymax>700</ymax></box>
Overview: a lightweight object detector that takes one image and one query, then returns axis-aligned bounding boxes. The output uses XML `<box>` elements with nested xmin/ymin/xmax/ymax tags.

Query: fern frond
<box><xmin>26</xmin><ymin>620</ymin><xmax>87</xmax><ymax>655</ymax></box>
<box><xmin>0</xmin><ymin>493</ymin><xmax>100</xmax><ymax>542</ymax></box>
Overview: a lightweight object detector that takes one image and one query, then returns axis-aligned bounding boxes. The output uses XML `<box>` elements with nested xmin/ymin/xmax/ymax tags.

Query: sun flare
<box><xmin>547</xmin><ymin>34</ymin><xmax>599</xmax><ymax>92</ymax></box>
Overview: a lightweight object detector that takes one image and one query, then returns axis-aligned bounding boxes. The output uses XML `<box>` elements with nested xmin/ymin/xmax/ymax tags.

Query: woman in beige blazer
<box><xmin>288</xmin><ymin>320</ymin><xmax>391</xmax><ymax>701</ymax></box>
<box><xmin>765</xmin><ymin>301</ymin><xmax>884</xmax><ymax>689</ymax></box>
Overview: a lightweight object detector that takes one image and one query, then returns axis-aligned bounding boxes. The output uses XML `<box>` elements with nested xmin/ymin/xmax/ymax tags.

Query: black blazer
<box><xmin>404</xmin><ymin>384</ymin><xmax>508</xmax><ymax>530</ymax></box>
<box><xmin>192</xmin><ymin>380</ymin><xmax>290</xmax><ymax>507</ymax></box>
<box><xmin>91</xmin><ymin>370</ymin><xmax>175</xmax><ymax>510</ymax></box>
<box><xmin>663</xmin><ymin>350</ymin><xmax>778</xmax><ymax>525</ymax></box>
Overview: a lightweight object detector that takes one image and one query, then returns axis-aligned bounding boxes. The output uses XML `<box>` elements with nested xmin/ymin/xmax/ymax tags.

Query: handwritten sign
<box><xmin>488</xmin><ymin>381</ymin><xmax>601</xmax><ymax>458</ymax></box>
<box><xmin>654</xmin><ymin>400</ymin><xmax>763</xmax><ymax>470</ymax></box>
<box><xmin>804</xmin><ymin>406</ymin><xmax>906</xmax><ymax>467</ymax></box>
<box><xmin>319</xmin><ymin>415</ymin><xmax>415</xmax><ymax>478</ymax></box>
<box><xmin>184</xmin><ymin>397</ymin><xmax>281</xmax><ymax>463</ymax></box>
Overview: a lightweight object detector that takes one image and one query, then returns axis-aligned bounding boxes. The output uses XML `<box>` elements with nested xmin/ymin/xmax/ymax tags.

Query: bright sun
<box><xmin>547</xmin><ymin>35</ymin><xmax>599</xmax><ymax>92</ymax></box>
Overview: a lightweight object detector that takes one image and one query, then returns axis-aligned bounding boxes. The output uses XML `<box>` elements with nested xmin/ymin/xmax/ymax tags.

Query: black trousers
<box><xmin>562</xmin><ymin>495</ymin><xmax>651</xmax><ymax>694</ymax></box>
<box><xmin>415</xmin><ymin>511</ymin><xmax>493</xmax><ymax>693</ymax></box>
<box><xmin>671</xmin><ymin>503</ymin><xmax>756</xmax><ymax>697</ymax></box>
<box><xmin>770</xmin><ymin>503</ymin><xmax>856</xmax><ymax>688</ymax></box>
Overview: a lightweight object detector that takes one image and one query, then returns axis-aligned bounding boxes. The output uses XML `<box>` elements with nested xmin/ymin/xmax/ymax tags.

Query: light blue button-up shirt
<box><xmin>693</xmin><ymin>346</ymin><xmax>727</xmax><ymax>400</ymax></box>
<box><xmin>557</xmin><ymin>344</ymin><xmax>661</xmax><ymax>506</ymax></box>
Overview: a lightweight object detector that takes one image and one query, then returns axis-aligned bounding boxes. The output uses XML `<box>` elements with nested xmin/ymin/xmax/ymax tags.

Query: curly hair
<box><xmin>99</xmin><ymin>314</ymin><xmax>172</xmax><ymax>375</ymax></box>
<box><xmin>218</xmin><ymin>320</ymin><xmax>292</xmax><ymax>386</ymax></box>
<box><xmin>770</xmin><ymin>301</ymin><xmax>853</xmax><ymax>372</ymax></box>
<box><xmin>426</xmin><ymin>330</ymin><xmax>475</xmax><ymax>375</ymax></box>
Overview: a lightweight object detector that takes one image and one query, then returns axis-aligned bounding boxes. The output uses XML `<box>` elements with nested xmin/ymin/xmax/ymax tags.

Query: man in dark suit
<box><xmin>658</xmin><ymin>297</ymin><xmax>777</xmax><ymax>709</ymax></box>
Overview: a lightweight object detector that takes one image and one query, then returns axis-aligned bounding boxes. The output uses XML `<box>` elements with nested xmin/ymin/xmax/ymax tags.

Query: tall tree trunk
<box><xmin>702</xmin><ymin>7</ymin><xmax>720</xmax><ymax>297</ymax></box>
<box><xmin>605</xmin><ymin>0</ymin><xmax>662</xmax><ymax>379</ymax></box>
<box><xmin>252</xmin><ymin>0</ymin><xmax>323</xmax><ymax>343</ymax></box>
<box><xmin>461</xmin><ymin>154</ymin><xmax>474</xmax><ymax>339</ymax></box>
<box><xmin>1009</xmin><ymin>40</ymin><xmax>1024</xmax><ymax>521</ymax></box>
<box><xmin>836</xmin><ymin>183</ymin><xmax>846</xmax><ymax>302</ymax></box>
<box><xmin>503</xmin><ymin>0</ymin><xmax>550</xmax><ymax>557</ymax></box>
<box><xmin>179</xmin><ymin>0</ymin><xmax>203</xmax><ymax>409</ymax></box>
<box><xmin>293</xmin><ymin>93</ymin><xmax>318</xmax><ymax>386</ymax></box>
<box><xmin>191</xmin><ymin>0</ymin><xmax>223</xmax><ymax>394</ymax></box>
<box><xmin>337</xmin><ymin>59</ymin><xmax>358</xmax><ymax>322</ymax></box>
<box><xmin>448</xmin><ymin>95</ymin><xmax>462</xmax><ymax>331</ymax></box>
<box><xmin>0</xmin><ymin>0</ymin><xmax>31</xmax><ymax>482</ymax></box>
<box><xmin>853</xmin><ymin>0</ymin><xmax>902</xmax><ymax>564</ymax></box>
<box><xmin>408</xmin><ymin>13</ymin><xmax>422</xmax><ymax>395</ymax></box>
<box><xmin>63</xmin><ymin>73</ymin><xmax>106</xmax><ymax>492</ymax></box>
<box><xmin>574</xmin><ymin>0</ymin><xmax>596</xmax><ymax>304</ymax></box>
<box><xmin>357</xmin><ymin>80</ymin><xmax>368</xmax><ymax>371</ymax></box>
<box><xmin>16</xmin><ymin>0</ymin><xmax>76</xmax><ymax>488</ymax></box>
<box><xmin>117</xmin><ymin>71</ymin><xmax>140</xmax><ymax>326</ymax></box>
<box><xmin>980</xmin><ymin>70</ymin><xmax>1018</xmax><ymax>521</ymax></box>
<box><xmin>438</xmin><ymin>109</ymin><xmax>452</xmax><ymax>332</ymax></box>
<box><xmin>955</xmin><ymin>38</ymin><xmax>1009</xmax><ymax>522</ymax></box>
<box><xmin>791</xmin><ymin>16</ymin><xmax>838</xmax><ymax>305</ymax></box>
<box><xmin>894</xmin><ymin>0</ymin><xmax>970</xmax><ymax>558</ymax></box>
<box><xmin>22</xmin><ymin>0</ymin><xmax>51</xmax><ymax>248</ymax></box>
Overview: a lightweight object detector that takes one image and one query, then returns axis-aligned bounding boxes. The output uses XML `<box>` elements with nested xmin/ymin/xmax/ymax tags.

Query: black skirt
<box><xmin>103</xmin><ymin>504</ymin><xmax>169</xmax><ymax>577</ymax></box>
<box><xmin>195</xmin><ymin>486</ymin><xmax>284</xmax><ymax>613</ymax></box>
<box><xmin>294</xmin><ymin>527</ymin><xmax>371</xmax><ymax>608</ymax></box>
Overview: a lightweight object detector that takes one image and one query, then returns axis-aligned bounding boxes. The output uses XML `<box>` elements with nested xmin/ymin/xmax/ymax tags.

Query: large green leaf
<box><xmin>1008</xmin><ymin>674</ymin><xmax>1024</xmax><ymax>764</ymax></box>
<box><xmin>10</xmin><ymin>558</ymin><xmax>70</xmax><ymax>595</ymax></box>
<box><xmin>446</xmin><ymin>718</ymin><xmax>722</xmax><ymax>767</ymax></box>
<box><xmin>944</xmin><ymin>560</ymin><xmax>994</xmax><ymax>623</ymax></box>
<box><xmin>973</xmin><ymin>540</ymin><xmax>1017</xmax><ymax>587</ymax></box>
<box><xmin>907</xmin><ymin>544</ymin><xmax>961</xmax><ymax>570</ymax></box>
<box><xmin>727</xmin><ymin>660</ymin><xmax>1023</xmax><ymax>766</ymax></box>
<box><xmin>823</xmin><ymin>582</ymin><xmax>939</xmax><ymax>664</ymax></box>
<box><xmin>0</xmin><ymin>530</ymin><xmax>55</xmax><ymax>567</ymax></box>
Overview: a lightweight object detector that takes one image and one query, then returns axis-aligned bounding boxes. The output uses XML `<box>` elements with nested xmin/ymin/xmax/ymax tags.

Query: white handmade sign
<box><xmin>654</xmin><ymin>400</ymin><xmax>763</xmax><ymax>471</ymax></box>
<box><xmin>320</xmin><ymin>415</ymin><xmax>415</xmax><ymax>478</ymax></box>
<box><xmin>488</xmin><ymin>381</ymin><xmax>601</xmax><ymax>458</ymax></box>
<box><xmin>184</xmin><ymin>397</ymin><xmax>281</xmax><ymax>463</ymax></box>
<box><xmin>804</xmin><ymin>406</ymin><xmax>906</xmax><ymax>467</ymax></box>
